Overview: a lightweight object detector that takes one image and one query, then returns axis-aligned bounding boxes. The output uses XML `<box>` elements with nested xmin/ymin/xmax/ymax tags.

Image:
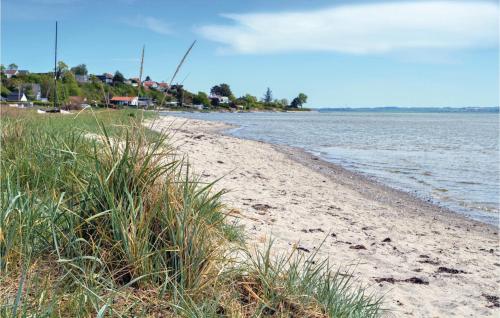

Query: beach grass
<box><xmin>0</xmin><ymin>107</ymin><xmax>383</xmax><ymax>317</ymax></box>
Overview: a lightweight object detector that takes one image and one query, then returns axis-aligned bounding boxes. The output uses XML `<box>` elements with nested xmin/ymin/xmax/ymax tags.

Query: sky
<box><xmin>1</xmin><ymin>0</ymin><xmax>499</xmax><ymax>108</ymax></box>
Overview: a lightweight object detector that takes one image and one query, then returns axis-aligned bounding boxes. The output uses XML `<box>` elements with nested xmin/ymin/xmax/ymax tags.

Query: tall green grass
<box><xmin>0</xmin><ymin>107</ymin><xmax>383</xmax><ymax>317</ymax></box>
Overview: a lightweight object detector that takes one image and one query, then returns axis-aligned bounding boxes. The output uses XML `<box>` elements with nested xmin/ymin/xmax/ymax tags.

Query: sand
<box><xmin>148</xmin><ymin>115</ymin><xmax>499</xmax><ymax>317</ymax></box>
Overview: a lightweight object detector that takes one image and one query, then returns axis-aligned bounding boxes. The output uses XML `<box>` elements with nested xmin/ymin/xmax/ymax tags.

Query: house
<box><xmin>75</xmin><ymin>74</ymin><xmax>89</xmax><ymax>83</ymax></box>
<box><xmin>143</xmin><ymin>81</ymin><xmax>158</xmax><ymax>89</ymax></box>
<box><xmin>3</xmin><ymin>69</ymin><xmax>18</xmax><ymax>78</ymax></box>
<box><xmin>110</xmin><ymin>96</ymin><xmax>138</xmax><ymax>106</ymax></box>
<box><xmin>157</xmin><ymin>82</ymin><xmax>169</xmax><ymax>92</ymax></box>
<box><xmin>17</xmin><ymin>70</ymin><xmax>29</xmax><ymax>76</ymax></box>
<box><xmin>96</xmin><ymin>73</ymin><xmax>113</xmax><ymax>84</ymax></box>
<box><xmin>138</xmin><ymin>97</ymin><xmax>153</xmax><ymax>107</ymax></box>
<box><xmin>6</xmin><ymin>91</ymin><xmax>28</xmax><ymax>102</ymax></box>
<box><xmin>209</xmin><ymin>94</ymin><xmax>230</xmax><ymax>105</ymax></box>
<box><xmin>130</xmin><ymin>78</ymin><xmax>140</xmax><ymax>87</ymax></box>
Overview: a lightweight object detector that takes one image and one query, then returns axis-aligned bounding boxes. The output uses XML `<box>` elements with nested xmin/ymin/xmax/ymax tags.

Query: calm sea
<box><xmin>164</xmin><ymin>111</ymin><xmax>499</xmax><ymax>226</ymax></box>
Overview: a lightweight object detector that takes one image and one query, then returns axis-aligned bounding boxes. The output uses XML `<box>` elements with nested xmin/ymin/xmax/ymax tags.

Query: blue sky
<box><xmin>1</xmin><ymin>0</ymin><xmax>498</xmax><ymax>107</ymax></box>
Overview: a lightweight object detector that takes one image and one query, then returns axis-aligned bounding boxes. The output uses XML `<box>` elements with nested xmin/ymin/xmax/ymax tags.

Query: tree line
<box><xmin>1</xmin><ymin>62</ymin><xmax>308</xmax><ymax>110</ymax></box>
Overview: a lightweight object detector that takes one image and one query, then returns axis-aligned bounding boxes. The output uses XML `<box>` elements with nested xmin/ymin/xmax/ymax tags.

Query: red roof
<box><xmin>143</xmin><ymin>81</ymin><xmax>157</xmax><ymax>86</ymax></box>
<box><xmin>158</xmin><ymin>82</ymin><xmax>169</xmax><ymax>88</ymax></box>
<box><xmin>110</xmin><ymin>96</ymin><xmax>136</xmax><ymax>101</ymax></box>
<box><xmin>4</xmin><ymin>70</ymin><xmax>17</xmax><ymax>75</ymax></box>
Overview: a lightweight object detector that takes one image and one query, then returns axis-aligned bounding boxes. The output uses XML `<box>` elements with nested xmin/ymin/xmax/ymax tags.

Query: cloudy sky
<box><xmin>1</xmin><ymin>0</ymin><xmax>498</xmax><ymax>107</ymax></box>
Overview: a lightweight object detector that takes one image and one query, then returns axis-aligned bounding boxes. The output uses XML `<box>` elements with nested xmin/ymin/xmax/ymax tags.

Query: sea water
<box><xmin>164</xmin><ymin>111</ymin><xmax>499</xmax><ymax>226</ymax></box>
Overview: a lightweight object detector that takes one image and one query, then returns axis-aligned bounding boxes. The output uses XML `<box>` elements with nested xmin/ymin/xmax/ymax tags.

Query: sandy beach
<box><xmin>149</xmin><ymin>115</ymin><xmax>499</xmax><ymax>317</ymax></box>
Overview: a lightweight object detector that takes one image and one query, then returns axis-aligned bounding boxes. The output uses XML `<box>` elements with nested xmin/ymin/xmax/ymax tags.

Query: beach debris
<box><xmin>216</xmin><ymin>160</ymin><xmax>224</xmax><ymax>164</ymax></box>
<box><xmin>327</xmin><ymin>205</ymin><xmax>341</xmax><ymax>211</ymax></box>
<box><xmin>349</xmin><ymin>244</ymin><xmax>366</xmax><ymax>250</ymax></box>
<box><xmin>296</xmin><ymin>246</ymin><xmax>310</xmax><ymax>253</ymax></box>
<box><xmin>436</xmin><ymin>267</ymin><xmax>466</xmax><ymax>274</ymax></box>
<box><xmin>382</xmin><ymin>237</ymin><xmax>391</xmax><ymax>243</ymax></box>
<box><xmin>375</xmin><ymin>277</ymin><xmax>429</xmax><ymax>285</ymax></box>
<box><xmin>301</xmin><ymin>228</ymin><xmax>324</xmax><ymax>233</ymax></box>
<box><xmin>418</xmin><ymin>259</ymin><xmax>440</xmax><ymax>265</ymax></box>
<box><xmin>252</xmin><ymin>204</ymin><xmax>272</xmax><ymax>211</ymax></box>
<box><xmin>193</xmin><ymin>134</ymin><xmax>204</xmax><ymax>139</ymax></box>
<box><xmin>482</xmin><ymin>294</ymin><xmax>500</xmax><ymax>308</ymax></box>
<box><xmin>330</xmin><ymin>233</ymin><xmax>337</xmax><ymax>238</ymax></box>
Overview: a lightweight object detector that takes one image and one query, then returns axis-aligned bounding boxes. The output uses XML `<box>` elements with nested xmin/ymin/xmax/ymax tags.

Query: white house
<box><xmin>110</xmin><ymin>96</ymin><xmax>138</xmax><ymax>106</ymax></box>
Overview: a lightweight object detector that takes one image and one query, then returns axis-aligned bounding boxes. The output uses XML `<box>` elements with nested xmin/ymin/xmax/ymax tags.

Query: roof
<box><xmin>110</xmin><ymin>96</ymin><xmax>137</xmax><ymax>101</ymax></box>
<box><xmin>6</xmin><ymin>91</ymin><xmax>26</xmax><ymax>100</ymax></box>
<box><xmin>143</xmin><ymin>81</ymin><xmax>157</xmax><ymax>86</ymax></box>
<box><xmin>4</xmin><ymin>70</ymin><xmax>18</xmax><ymax>75</ymax></box>
<box><xmin>158</xmin><ymin>82</ymin><xmax>169</xmax><ymax>87</ymax></box>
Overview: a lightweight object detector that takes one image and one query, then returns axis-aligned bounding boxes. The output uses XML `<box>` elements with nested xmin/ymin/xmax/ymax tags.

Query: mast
<box><xmin>158</xmin><ymin>40</ymin><xmax>196</xmax><ymax>110</ymax></box>
<box><xmin>138</xmin><ymin>45</ymin><xmax>145</xmax><ymax>96</ymax></box>
<box><xmin>54</xmin><ymin>21</ymin><xmax>58</xmax><ymax>109</ymax></box>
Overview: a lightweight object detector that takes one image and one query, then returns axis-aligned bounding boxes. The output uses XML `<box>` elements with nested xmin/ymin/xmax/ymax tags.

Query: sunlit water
<box><xmin>164</xmin><ymin>111</ymin><xmax>499</xmax><ymax>226</ymax></box>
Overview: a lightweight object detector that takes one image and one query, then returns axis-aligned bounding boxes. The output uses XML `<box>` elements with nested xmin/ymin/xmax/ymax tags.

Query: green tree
<box><xmin>70</xmin><ymin>64</ymin><xmax>88</xmax><ymax>75</ymax></box>
<box><xmin>290</xmin><ymin>93</ymin><xmax>308</xmax><ymax>108</ymax></box>
<box><xmin>210</xmin><ymin>83</ymin><xmax>232</xmax><ymax>97</ymax></box>
<box><xmin>263</xmin><ymin>87</ymin><xmax>273</xmax><ymax>104</ymax></box>
<box><xmin>145</xmin><ymin>75</ymin><xmax>151</xmax><ymax>81</ymax></box>
<box><xmin>57</xmin><ymin>61</ymin><xmax>68</xmax><ymax>76</ymax></box>
<box><xmin>62</xmin><ymin>72</ymin><xmax>81</xmax><ymax>96</ymax></box>
<box><xmin>0</xmin><ymin>64</ymin><xmax>5</xmax><ymax>72</ymax></box>
<box><xmin>8</xmin><ymin>63</ymin><xmax>18</xmax><ymax>70</ymax></box>
<box><xmin>113</xmin><ymin>71</ymin><xmax>125</xmax><ymax>84</ymax></box>
<box><xmin>192</xmin><ymin>91</ymin><xmax>210</xmax><ymax>106</ymax></box>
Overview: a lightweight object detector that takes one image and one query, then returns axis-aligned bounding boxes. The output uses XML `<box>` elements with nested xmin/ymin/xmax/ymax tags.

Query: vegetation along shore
<box><xmin>0</xmin><ymin>107</ymin><xmax>382</xmax><ymax>317</ymax></box>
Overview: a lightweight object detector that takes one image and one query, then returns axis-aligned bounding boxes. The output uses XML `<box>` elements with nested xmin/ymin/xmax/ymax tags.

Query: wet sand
<box><xmin>148</xmin><ymin>115</ymin><xmax>499</xmax><ymax>317</ymax></box>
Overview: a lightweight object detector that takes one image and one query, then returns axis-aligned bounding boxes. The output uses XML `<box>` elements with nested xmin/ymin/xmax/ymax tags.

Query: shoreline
<box><xmin>166</xmin><ymin>111</ymin><xmax>497</xmax><ymax>227</ymax></box>
<box><xmin>149</xmin><ymin>115</ymin><xmax>499</xmax><ymax>317</ymax></box>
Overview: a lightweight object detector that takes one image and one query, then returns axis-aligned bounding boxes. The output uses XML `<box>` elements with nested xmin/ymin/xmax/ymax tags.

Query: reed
<box><xmin>0</xmin><ymin>107</ymin><xmax>383</xmax><ymax>317</ymax></box>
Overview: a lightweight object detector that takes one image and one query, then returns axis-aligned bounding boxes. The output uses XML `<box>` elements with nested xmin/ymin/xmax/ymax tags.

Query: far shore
<box><xmin>149</xmin><ymin>114</ymin><xmax>499</xmax><ymax>317</ymax></box>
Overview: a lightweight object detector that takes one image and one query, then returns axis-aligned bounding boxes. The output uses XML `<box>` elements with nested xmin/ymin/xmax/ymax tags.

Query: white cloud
<box><xmin>130</xmin><ymin>15</ymin><xmax>172</xmax><ymax>35</ymax></box>
<box><xmin>198</xmin><ymin>1</ymin><xmax>499</xmax><ymax>55</ymax></box>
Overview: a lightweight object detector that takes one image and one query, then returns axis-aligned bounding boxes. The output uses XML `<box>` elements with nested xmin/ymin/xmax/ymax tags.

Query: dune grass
<box><xmin>0</xmin><ymin>107</ymin><xmax>383</xmax><ymax>317</ymax></box>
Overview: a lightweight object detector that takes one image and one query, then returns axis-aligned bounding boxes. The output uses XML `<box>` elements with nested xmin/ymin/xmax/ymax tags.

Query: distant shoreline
<box><xmin>317</xmin><ymin>106</ymin><xmax>499</xmax><ymax>113</ymax></box>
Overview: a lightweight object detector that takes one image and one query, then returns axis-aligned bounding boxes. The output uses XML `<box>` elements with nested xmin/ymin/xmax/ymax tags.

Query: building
<box><xmin>96</xmin><ymin>73</ymin><xmax>113</xmax><ymax>84</ymax></box>
<box><xmin>110</xmin><ymin>96</ymin><xmax>138</xmax><ymax>106</ymax></box>
<box><xmin>75</xmin><ymin>74</ymin><xmax>89</xmax><ymax>83</ymax></box>
<box><xmin>138</xmin><ymin>97</ymin><xmax>153</xmax><ymax>108</ymax></box>
<box><xmin>209</xmin><ymin>94</ymin><xmax>230</xmax><ymax>105</ymax></box>
<box><xmin>17</xmin><ymin>70</ymin><xmax>29</xmax><ymax>76</ymax></box>
<box><xmin>3</xmin><ymin>69</ymin><xmax>18</xmax><ymax>78</ymax></box>
<box><xmin>157</xmin><ymin>82</ymin><xmax>169</xmax><ymax>92</ymax></box>
<box><xmin>6</xmin><ymin>91</ymin><xmax>28</xmax><ymax>102</ymax></box>
<box><xmin>143</xmin><ymin>81</ymin><xmax>158</xmax><ymax>89</ymax></box>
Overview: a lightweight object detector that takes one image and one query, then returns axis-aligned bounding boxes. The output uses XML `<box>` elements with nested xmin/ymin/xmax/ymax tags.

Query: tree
<box><xmin>57</xmin><ymin>61</ymin><xmax>68</xmax><ymax>78</ymax></box>
<box><xmin>210</xmin><ymin>83</ymin><xmax>232</xmax><ymax>97</ymax></box>
<box><xmin>263</xmin><ymin>87</ymin><xmax>273</xmax><ymax>104</ymax></box>
<box><xmin>62</xmin><ymin>72</ymin><xmax>81</xmax><ymax>96</ymax></box>
<box><xmin>290</xmin><ymin>93</ymin><xmax>308</xmax><ymax>108</ymax></box>
<box><xmin>8</xmin><ymin>63</ymin><xmax>18</xmax><ymax>70</ymax></box>
<box><xmin>279</xmin><ymin>98</ymin><xmax>289</xmax><ymax>107</ymax></box>
<box><xmin>113</xmin><ymin>71</ymin><xmax>125</xmax><ymax>84</ymax></box>
<box><xmin>0</xmin><ymin>65</ymin><xmax>5</xmax><ymax>72</ymax></box>
<box><xmin>193</xmin><ymin>91</ymin><xmax>210</xmax><ymax>107</ymax></box>
<box><xmin>145</xmin><ymin>75</ymin><xmax>151</xmax><ymax>81</ymax></box>
<box><xmin>70</xmin><ymin>64</ymin><xmax>88</xmax><ymax>76</ymax></box>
